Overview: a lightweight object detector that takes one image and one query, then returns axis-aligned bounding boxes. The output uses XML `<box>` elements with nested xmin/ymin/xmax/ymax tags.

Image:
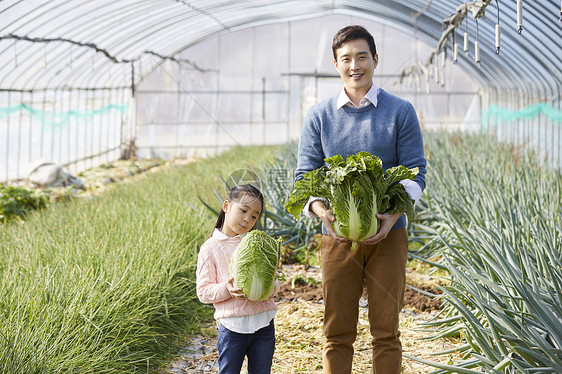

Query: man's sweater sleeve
<box><xmin>397</xmin><ymin>102</ymin><xmax>427</xmax><ymax>192</ymax></box>
<box><xmin>294</xmin><ymin>105</ymin><xmax>331</xmax><ymax>218</ymax></box>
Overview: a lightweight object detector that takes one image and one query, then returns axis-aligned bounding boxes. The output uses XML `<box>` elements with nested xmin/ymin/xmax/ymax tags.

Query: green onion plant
<box><xmin>408</xmin><ymin>132</ymin><xmax>562</xmax><ymax>373</ymax></box>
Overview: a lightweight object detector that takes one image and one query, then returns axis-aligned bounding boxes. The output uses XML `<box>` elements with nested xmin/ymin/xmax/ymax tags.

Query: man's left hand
<box><xmin>359</xmin><ymin>211</ymin><xmax>403</xmax><ymax>245</ymax></box>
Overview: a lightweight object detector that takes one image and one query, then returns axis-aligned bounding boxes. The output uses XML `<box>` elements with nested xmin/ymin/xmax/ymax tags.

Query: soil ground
<box><xmin>275</xmin><ymin>271</ymin><xmax>442</xmax><ymax>313</ymax></box>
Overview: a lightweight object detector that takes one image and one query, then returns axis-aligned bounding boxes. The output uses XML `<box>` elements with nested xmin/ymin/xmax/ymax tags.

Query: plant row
<box><xmin>407</xmin><ymin>133</ymin><xmax>562</xmax><ymax>373</ymax></box>
<box><xmin>0</xmin><ymin>145</ymin><xmax>281</xmax><ymax>373</ymax></box>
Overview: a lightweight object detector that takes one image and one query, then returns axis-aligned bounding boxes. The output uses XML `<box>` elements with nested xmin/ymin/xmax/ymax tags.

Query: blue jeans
<box><xmin>217</xmin><ymin>319</ymin><xmax>275</xmax><ymax>374</ymax></box>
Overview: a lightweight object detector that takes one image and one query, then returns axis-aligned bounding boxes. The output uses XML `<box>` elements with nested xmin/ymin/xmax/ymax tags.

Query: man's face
<box><xmin>334</xmin><ymin>39</ymin><xmax>378</xmax><ymax>94</ymax></box>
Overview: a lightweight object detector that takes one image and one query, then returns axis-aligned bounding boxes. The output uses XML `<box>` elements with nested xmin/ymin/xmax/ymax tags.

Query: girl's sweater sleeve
<box><xmin>196</xmin><ymin>242</ymin><xmax>232</xmax><ymax>304</ymax></box>
<box><xmin>273</xmin><ymin>279</ymin><xmax>281</xmax><ymax>296</ymax></box>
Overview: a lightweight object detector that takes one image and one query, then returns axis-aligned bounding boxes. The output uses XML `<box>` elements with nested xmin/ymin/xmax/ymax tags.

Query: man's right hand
<box><xmin>310</xmin><ymin>200</ymin><xmax>349</xmax><ymax>243</ymax></box>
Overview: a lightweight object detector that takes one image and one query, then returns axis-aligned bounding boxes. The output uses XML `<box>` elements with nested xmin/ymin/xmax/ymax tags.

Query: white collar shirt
<box><xmin>336</xmin><ymin>82</ymin><xmax>380</xmax><ymax>109</ymax></box>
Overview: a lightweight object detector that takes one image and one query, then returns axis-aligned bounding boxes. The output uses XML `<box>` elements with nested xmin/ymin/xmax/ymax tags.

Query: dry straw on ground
<box><xmin>163</xmin><ymin>265</ymin><xmax>464</xmax><ymax>374</ymax></box>
<box><xmin>163</xmin><ymin>300</ymin><xmax>464</xmax><ymax>374</ymax></box>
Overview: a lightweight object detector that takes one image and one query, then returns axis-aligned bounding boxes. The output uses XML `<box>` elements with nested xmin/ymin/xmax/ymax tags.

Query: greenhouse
<box><xmin>1</xmin><ymin>1</ymin><xmax>561</xmax><ymax>373</ymax></box>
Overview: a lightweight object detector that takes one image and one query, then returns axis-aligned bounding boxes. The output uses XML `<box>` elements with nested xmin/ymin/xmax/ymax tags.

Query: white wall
<box><xmin>134</xmin><ymin>13</ymin><xmax>479</xmax><ymax>159</ymax></box>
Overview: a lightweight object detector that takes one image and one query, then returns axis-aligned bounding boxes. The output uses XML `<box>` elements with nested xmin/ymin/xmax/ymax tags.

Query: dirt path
<box><xmin>162</xmin><ymin>265</ymin><xmax>462</xmax><ymax>373</ymax></box>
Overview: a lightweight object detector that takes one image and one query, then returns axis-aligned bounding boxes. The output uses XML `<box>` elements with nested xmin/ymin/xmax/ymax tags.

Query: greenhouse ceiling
<box><xmin>1</xmin><ymin>0</ymin><xmax>561</xmax><ymax>99</ymax></box>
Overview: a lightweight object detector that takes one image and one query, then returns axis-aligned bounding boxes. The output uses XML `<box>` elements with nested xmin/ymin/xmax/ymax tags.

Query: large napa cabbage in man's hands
<box><xmin>285</xmin><ymin>152</ymin><xmax>418</xmax><ymax>246</ymax></box>
<box><xmin>230</xmin><ymin>230</ymin><xmax>281</xmax><ymax>301</ymax></box>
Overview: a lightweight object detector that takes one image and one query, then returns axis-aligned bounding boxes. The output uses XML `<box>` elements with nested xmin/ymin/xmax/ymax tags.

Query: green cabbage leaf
<box><xmin>285</xmin><ymin>152</ymin><xmax>418</xmax><ymax>245</ymax></box>
<box><xmin>230</xmin><ymin>230</ymin><xmax>281</xmax><ymax>301</ymax></box>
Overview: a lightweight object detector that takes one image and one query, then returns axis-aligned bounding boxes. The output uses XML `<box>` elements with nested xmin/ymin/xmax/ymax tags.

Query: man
<box><xmin>294</xmin><ymin>25</ymin><xmax>427</xmax><ymax>373</ymax></box>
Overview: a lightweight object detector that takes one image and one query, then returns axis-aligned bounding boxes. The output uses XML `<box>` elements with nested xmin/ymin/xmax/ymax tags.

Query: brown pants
<box><xmin>321</xmin><ymin>228</ymin><xmax>408</xmax><ymax>374</ymax></box>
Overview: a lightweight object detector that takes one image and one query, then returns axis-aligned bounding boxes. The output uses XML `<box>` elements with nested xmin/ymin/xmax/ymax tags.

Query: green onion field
<box><xmin>408</xmin><ymin>133</ymin><xmax>562</xmax><ymax>373</ymax></box>
<box><xmin>0</xmin><ymin>146</ymin><xmax>281</xmax><ymax>373</ymax></box>
<box><xmin>1</xmin><ymin>134</ymin><xmax>561</xmax><ymax>373</ymax></box>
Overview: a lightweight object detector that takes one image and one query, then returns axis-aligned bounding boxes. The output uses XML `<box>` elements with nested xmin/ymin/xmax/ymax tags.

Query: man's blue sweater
<box><xmin>295</xmin><ymin>88</ymin><xmax>427</xmax><ymax>230</ymax></box>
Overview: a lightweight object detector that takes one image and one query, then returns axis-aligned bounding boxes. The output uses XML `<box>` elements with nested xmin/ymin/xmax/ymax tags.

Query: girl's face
<box><xmin>221</xmin><ymin>193</ymin><xmax>262</xmax><ymax>237</ymax></box>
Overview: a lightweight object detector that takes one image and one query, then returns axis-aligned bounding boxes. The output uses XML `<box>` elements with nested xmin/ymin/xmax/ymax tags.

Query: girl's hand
<box><xmin>226</xmin><ymin>277</ymin><xmax>246</xmax><ymax>299</ymax></box>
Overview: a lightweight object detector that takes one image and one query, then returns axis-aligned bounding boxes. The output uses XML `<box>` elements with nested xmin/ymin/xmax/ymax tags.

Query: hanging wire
<box><xmin>464</xmin><ymin>11</ymin><xmax>469</xmax><ymax>54</ymax></box>
<box><xmin>1</xmin><ymin>34</ymin><xmax>214</xmax><ymax>73</ymax></box>
<box><xmin>452</xmin><ymin>30</ymin><xmax>458</xmax><ymax>64</ymax></box>
<box><xmin>495</xmin><ymin>0</ymin><xmax>501</xmax><ymax>54</ymax></box>
<box><xmin>398</xmin><ymin>0</ymin><xmax>562</xmax><ymax>90</ymax></box>
<box><xmin>475</xmin><ymin>18</ymin><xmax>481</xmax><ymax>66</ymax></box>
<box><xmin>517</xmin><ymin>0</ymin><xmax>523</xmax><ymax>34</ymax></box>
<box><xmin>440</xmin><ymin>47</ymin><xmax>445</xmax><ymax>86</ymax></box>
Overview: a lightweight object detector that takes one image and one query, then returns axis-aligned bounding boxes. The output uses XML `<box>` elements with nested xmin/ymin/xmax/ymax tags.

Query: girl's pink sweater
<box><xmin>196</xmin><ymin>229</ymin><xmax>278</xmax><ymax>320</ymax></box>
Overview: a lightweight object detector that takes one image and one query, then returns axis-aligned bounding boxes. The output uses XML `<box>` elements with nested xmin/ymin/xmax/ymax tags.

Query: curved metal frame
<box><xmin>0</xmin><ymin>0</ymin><xmax>560</xmax><ymax>94</ymax></box>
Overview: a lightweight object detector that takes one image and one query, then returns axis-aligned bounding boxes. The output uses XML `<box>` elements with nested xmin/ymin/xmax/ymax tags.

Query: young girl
<box><xmin>196</xmin><ymin>184</ymin><xmax>279</xmax><ymax>373</ymax></box>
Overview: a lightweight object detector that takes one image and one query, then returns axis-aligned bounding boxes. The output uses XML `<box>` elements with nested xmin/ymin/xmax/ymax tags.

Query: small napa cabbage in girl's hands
<box><xmin>229</xmin><ymin>230</ymin><xmax>281</xmax><ymax>301</ymax></box>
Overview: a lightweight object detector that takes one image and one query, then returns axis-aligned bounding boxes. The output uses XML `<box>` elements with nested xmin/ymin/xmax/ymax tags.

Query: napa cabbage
<box><xmin>285</xmin><ymin>152</ymin><xmax>418</xmax><ymax>246</ymax></box>
<box><xmin>230</xmin><ymin>230</ymin><xmax>281</xmax><ymax>301</ymax></box>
